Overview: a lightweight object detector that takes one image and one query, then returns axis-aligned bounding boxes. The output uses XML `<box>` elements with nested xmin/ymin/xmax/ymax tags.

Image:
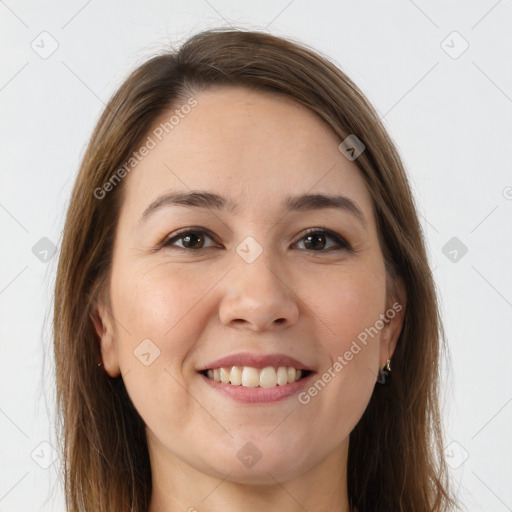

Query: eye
<box><xmin>161</xmin><ymin>228</ymin><xmax>218</xmax><ymax>250</ymax></box>
<box><xmin>293</xmin><ymin>228</ymin><xmax>352</xmax><ymax>253</ymax></box>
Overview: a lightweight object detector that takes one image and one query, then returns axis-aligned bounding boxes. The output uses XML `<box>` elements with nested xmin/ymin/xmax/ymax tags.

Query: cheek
<box><xmin>297</xmin><ymin>262</ymin><xmax>385</xmax><ymax>422</ymax></box>
<box><xmin>122</xmin><ymin>257</ymin><xmax>208</xmax><ymax>324</ymax></box>
<box><xmin>308</xmin><ymin>260</ymin><xmax>387</xmax><ymax>350</ymax></box>
<box><xmin>108</xmin><ymin>263</ymin><xmax>214</xmax><ymax>428</ymax></box>
<box><xmin>109</xmin><ymin>260</ymin><xmax>217</xmax><ymax>379</ymax></box>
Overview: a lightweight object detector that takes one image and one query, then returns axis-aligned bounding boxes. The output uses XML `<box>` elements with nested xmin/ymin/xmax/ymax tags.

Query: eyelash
<box><xmin>160</xmin><ymin>227</ymin><xmax>353</xmax><ymax>253</ymax></box>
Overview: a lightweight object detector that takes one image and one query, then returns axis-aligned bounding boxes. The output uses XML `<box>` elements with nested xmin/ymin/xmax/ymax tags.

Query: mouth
<box><xmin>199</xmin><ymin>366</ymin><xmax>313</xmax><ymax>388</ymax></box>
<box><xmin>196</xmin><ymin>352</ymin><xmax>316</xmax><ymax>403</ymax></box>
<box><xmin>197</xmin><ymin>365</ymin><xmax>316</xmax><ymax>404</ymax></box>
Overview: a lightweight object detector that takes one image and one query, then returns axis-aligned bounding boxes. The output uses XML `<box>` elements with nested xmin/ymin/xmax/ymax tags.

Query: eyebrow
<box><xmin>139</xmin><ymin>190</ymin><xmax>366</xmax><ymax>227</ymax></box>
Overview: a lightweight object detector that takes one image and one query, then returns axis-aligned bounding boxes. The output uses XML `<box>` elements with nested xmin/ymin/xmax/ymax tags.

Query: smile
<box><xmin>198</xmin><ymin>366</ymin><xmax>315</xmax><ymax>404</ymax></box>
<box><xmin>201</xmin><ymin>365</ymin><xmax>312</xmax><ymax>387</ymax></box>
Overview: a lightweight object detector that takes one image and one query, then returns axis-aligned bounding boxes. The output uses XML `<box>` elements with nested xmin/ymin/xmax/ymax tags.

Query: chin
<box><xmin>197</xmin><ymin>437</ymin><xmax>310</xmax><ymax>484</ymax></box>
<box><xmin>213</xmin><ymin>459</ymin><xmax>304</xmax><ymax>486</ymax></box>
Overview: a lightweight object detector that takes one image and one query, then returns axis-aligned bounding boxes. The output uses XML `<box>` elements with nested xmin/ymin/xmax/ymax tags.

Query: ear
<box><xmin>379</xmin><ymin>276</ymin><xmax>407</xmax><ymax>369</ymax></box>
<box><xmin>91</xmin><ymin>299</ymin><xmax>121</xmax><ymax>378</ymax></box>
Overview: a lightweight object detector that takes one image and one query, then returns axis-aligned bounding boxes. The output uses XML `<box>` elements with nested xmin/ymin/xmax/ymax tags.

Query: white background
<box><xmin>1</xmin><ymin>1</ymin><xmax>511</xmax><ymax>511</ymax></box>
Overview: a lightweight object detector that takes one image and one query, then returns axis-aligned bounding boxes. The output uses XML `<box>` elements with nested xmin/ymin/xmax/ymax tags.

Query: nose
<box><xmin>218</xmin><ymin>252</ymin><xmax>300</xmax><ymax>332</ymax></box>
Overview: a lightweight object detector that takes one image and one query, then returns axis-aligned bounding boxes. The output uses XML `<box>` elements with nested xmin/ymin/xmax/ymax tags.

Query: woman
<box><xmin>53</xmin><ymin>28</ymin><xmax>458</xmax><ymax>512</ymax></box>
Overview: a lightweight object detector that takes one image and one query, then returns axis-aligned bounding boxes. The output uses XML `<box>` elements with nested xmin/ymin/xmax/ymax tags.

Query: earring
<box><xmin>377</xmin><ymin>359</ymin><xmax>391</xmax><ymax>385</ymax></box>
<box><xmin>97</xmin><ymin>362</ymin><xmax>103</xmax><ymax>367</ymax></box>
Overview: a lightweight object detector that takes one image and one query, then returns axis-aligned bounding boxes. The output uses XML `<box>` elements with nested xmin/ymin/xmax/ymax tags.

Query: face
<box><xmin>95</xmin><ymin>86</ymin><xmax>405</xmax><ymax>484</ymax></box>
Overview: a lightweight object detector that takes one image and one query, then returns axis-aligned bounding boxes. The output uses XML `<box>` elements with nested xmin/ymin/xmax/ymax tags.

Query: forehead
<box><xmin>120</xmin><ymin>86</ymin><xmax>374</xmax><ymax>222</ymax></box>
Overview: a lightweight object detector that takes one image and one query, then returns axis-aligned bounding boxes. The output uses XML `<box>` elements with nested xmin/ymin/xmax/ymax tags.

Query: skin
<box><xmin>93</xmin><ymin>86</ymin><xmax>406</xmax><ymax>512</ymax></box>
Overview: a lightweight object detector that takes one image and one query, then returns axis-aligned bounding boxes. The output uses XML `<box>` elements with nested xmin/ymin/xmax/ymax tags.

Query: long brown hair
<box><xmin>53</xmin><ymin>27</ymin><xmax>458</xmax><ymax>511</ymax></box>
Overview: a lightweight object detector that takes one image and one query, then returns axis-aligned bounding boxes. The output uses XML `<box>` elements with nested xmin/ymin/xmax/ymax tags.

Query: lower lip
<box><xmin>198</xmin><ymin>372</ymin><xmax>315</xmax><ymax>403</ymax></box>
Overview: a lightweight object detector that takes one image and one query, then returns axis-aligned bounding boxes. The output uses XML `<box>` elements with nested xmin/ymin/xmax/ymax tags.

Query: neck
<box><xmin>147</xmin><ymin>434</ymin><xmax>352</xmax><ymax>512</ymax></box>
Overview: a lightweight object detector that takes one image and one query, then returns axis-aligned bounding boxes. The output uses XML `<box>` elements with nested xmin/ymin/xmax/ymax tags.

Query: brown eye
<box><xmin>179</xmin><ymin>232</ymin><xmax>205</xmax><ymax>249</ymax></box>
<box><xmin>294</xmin><ymin>228</ymin><xmax>352</xmax><ymax>252</ymax></box>
<box><xmin>303</xmin><ymin>232</ymin><xmax>327</xmax><ymax>251</ymax></box>
<box><xmin>162</xmin><ymin>229</ymin><xmax>217</xmax><ymax>250</ymax></box>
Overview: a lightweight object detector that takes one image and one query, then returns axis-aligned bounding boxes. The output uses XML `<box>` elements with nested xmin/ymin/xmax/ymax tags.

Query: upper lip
<box><xmin>197</xmin><ymin>352</ymin><xmax>315</xmax><ymax>372</ymax></box>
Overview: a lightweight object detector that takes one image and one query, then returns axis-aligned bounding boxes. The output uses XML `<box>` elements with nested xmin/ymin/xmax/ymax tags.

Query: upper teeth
<box><xmin>206</xmin><ymin>366</ymin><xmax>303</xmax><ymax>387</ymax></box>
